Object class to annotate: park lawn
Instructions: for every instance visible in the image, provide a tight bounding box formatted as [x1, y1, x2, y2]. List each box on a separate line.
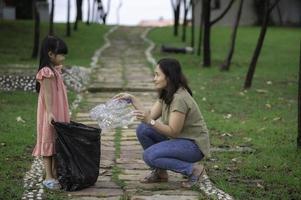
[0, 20, 110, 67]
[0, 20, 109, 199]
[148, 26, 301, 199]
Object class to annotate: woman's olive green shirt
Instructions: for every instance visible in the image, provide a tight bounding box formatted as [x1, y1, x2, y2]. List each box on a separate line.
[161, 88, 210, 157]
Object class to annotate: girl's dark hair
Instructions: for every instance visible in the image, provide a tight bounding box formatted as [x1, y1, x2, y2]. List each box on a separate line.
[157, 58, 192, 105]
[36, 35, 68, 93]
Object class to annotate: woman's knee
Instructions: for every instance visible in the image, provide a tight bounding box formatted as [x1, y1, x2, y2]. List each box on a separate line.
[136, 123, 152, 138]
[143, 148, 156, 167]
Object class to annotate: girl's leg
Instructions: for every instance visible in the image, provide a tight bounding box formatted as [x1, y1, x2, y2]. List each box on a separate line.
[136, 123, 168, 150]
[143, 139, 204, 177]
[52, 156, 57, 179]
[43, 156, 54, 180]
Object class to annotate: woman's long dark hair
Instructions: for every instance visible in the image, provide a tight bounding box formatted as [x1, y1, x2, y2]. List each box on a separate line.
[157, 58, 192, 105]
[36, 35, 68, 93]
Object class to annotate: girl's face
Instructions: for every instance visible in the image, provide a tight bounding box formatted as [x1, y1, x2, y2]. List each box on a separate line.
[49, 52, 65, 66]
[154, 65, 168, 90]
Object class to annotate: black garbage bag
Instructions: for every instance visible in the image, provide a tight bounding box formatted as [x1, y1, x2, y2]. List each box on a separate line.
[53, 121, 101, 191]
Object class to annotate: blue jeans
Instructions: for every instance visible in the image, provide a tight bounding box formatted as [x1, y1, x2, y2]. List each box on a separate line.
[136, 123, 204, 176]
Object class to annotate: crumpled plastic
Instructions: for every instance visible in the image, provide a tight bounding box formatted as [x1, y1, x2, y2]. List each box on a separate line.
[90, 99, 135, 129]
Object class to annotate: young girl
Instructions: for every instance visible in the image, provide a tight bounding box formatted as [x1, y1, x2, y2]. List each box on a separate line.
[32, 35, 70, 190]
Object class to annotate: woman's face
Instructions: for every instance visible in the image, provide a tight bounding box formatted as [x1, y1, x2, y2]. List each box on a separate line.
[154, 65, 168, 90]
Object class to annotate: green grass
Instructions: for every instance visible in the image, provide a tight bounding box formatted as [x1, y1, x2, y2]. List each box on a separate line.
[148, 26, 301, 200]
[0, 20, 110, 68]
[0, 20, 109, 199]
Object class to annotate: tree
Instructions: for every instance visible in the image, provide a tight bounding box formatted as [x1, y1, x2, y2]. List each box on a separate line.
[49, 0, 54, 35]
[182, 0, 191, 42]
[31, 0, 40, 59]
[74, 0, 83, 30]
[221, 0, 244, 71]
[201, 0, 235, 67]
[86, 0, 91, 25]
[97, 0, 111, 24]
[197, 0, 204, 56]
[297, 42, 301, 148]
[66, 0, 71, 36]
[171, 0, 181, 36]
[244, 0, 280, 89]
[190, 0, 195, 48]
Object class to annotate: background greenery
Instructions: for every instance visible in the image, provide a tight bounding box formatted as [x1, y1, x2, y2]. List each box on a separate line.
[148, 26, 301, 199]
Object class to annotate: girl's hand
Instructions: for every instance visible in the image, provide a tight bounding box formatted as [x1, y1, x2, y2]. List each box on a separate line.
[133, 110, 151, 123]
[48, 113, 56, 126]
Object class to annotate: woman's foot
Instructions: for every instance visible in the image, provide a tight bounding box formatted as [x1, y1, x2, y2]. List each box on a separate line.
[140, 169, 168, 183]
[182, 164, 206, 188]
[42, 179, 60, 190]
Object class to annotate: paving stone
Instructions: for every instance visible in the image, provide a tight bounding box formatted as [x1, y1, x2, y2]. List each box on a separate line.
[69, 188, 123, 198]
[130, 195, 200, 200]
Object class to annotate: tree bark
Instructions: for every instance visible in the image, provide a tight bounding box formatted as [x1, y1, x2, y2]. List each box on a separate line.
[74, 0, 83, 30]
[49, 0, 54, 35]
[298, 41, 301, 148]
[203, 0, 211, 66]
[32, 0, 40, 59]
[182, 0, 190, 42]
[244, 0, 280, 89]
[210, 0, 235, 26]
[86, 0, 90, 25]
[92, 0, 96, 23]
[66, 0, 71, 36]
[171, 0, 181, 36]
[221, 0, 244, 71]
[197, 0, 204, 56]
[190, 0, 195, 48]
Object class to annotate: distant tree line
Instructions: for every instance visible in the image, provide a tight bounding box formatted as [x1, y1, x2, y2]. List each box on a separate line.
[170, 0, 281, 89]
[31, 0, 111, 59]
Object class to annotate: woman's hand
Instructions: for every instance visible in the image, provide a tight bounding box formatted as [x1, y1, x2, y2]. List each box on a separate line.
[113, 93, 133, 103]
[48, 113, 56, 126]
[133, 110, 151, 123]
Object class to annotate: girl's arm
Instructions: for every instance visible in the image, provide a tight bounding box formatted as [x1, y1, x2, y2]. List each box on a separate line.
[42, 78, 55, 125]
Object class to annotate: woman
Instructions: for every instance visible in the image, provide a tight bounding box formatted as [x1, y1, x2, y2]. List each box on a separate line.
[115, 58, 210, 188]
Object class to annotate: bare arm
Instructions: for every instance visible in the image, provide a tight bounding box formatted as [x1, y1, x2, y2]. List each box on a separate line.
[42, 78, 55, 124]
[150, 100, 162, 120]
[135, 109, 185, 138]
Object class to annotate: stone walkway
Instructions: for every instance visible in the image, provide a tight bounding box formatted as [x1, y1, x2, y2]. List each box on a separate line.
[67, 26, 234, 200]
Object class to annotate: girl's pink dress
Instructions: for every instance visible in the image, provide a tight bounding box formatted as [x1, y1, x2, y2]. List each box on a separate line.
[32, 66, 70, 157]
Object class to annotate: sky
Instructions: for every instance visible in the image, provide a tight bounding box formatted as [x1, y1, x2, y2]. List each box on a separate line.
[52, 0, 173, 26]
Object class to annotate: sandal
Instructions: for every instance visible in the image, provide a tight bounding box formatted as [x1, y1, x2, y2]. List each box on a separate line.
[42, 179, 60, 190]
[182, 166, 206, 188]
[140, 169, 168, 183]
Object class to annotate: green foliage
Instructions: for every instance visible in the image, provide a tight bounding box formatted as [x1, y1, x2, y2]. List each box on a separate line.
[0, 20, 110, 67]
[148, 26, 301, 200]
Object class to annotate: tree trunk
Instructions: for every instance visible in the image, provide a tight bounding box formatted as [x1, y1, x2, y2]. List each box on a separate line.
[66, 0, 71, 36]
[171, 0, 181, 36]
[74, 0, 83, 30]
[203, 0, 211, 67]
[86, 0, 90, 25]
[190, 0, 195, 48]
[32, 0, 40, 59]
[182, 0, 190, 42]
[197, 0, 204, 56]
[221, 0, 244, 71]
[298, 42, 301, 148]
[49, 0, 54, 35]
[92, 0, 96, 23]
[244, 0, 279, 89]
